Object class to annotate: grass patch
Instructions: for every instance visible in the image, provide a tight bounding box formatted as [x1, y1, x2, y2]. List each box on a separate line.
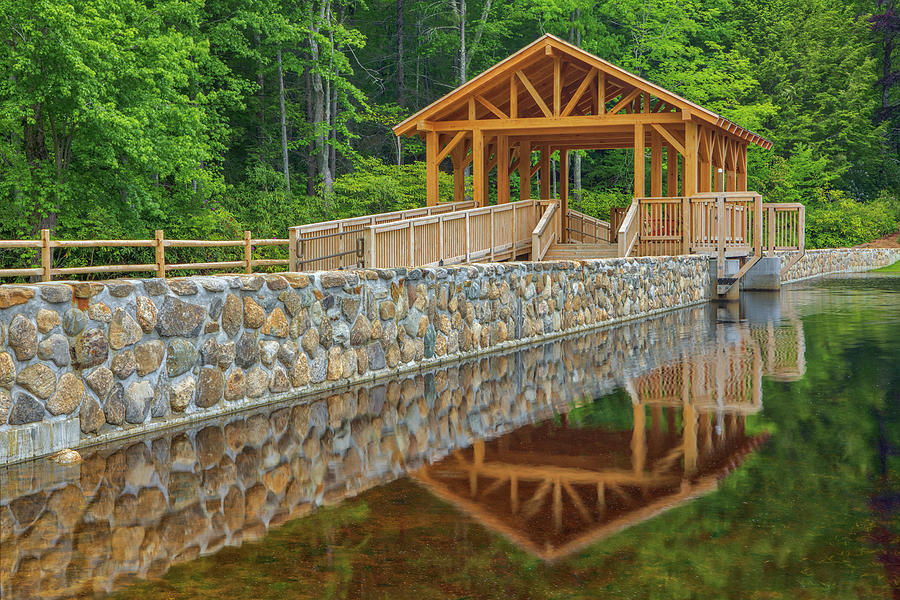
[872, 261, 900, 272]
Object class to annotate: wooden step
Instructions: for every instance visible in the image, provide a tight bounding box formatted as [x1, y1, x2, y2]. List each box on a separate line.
[542, 242, 619, 261]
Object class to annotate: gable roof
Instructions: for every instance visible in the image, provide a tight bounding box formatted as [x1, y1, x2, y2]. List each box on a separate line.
[394, 34, 772, 150]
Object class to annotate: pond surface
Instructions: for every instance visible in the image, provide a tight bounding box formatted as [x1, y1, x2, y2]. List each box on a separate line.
[1, 273, 897, 599]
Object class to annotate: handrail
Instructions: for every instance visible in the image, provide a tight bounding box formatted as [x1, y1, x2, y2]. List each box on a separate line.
[566, 209, 611, 243]
[617, 200, 640, 257]
[288, 200, 477, 271]
[365, 199, 542, 268]
[531, 201, 559, 261]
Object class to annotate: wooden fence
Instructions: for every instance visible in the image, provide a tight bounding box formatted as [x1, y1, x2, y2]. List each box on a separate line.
[0, 230, 290, 281]
[365, 200, 542, 268]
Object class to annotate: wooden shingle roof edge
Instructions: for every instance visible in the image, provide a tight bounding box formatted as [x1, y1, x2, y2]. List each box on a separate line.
[393, 34, 773, 150]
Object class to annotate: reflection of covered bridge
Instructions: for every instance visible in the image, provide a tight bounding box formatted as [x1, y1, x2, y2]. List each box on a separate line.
[293, 35, 804, 295]
[412, 323, 796, 561]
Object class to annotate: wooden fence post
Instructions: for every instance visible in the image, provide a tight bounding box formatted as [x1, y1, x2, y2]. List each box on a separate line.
[716, 195, 725, 281]
[40, 229, 52, 282]
[288, 227, 298, 272]
[155, 230, 165, 278]
[767, 205, 775, 257]
[243, 230, 252, 274]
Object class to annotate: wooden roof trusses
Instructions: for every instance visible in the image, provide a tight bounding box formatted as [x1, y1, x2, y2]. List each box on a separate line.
[394, 34, 771, 151]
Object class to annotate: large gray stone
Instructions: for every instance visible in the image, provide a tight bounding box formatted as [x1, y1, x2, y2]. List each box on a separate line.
[195, 368, 224, 408]
[367, 343, 386, 371]
[39, 284, 73, 304]
[105, 384, 126, 425]
[47, 373, 84, 415]
[259, 340, 279, 367]
[80, 395, 105, 433]
[424, 324, 437, 359]
[73, 328, 109, 369]
[0, 388, 11, 424]
[310, 354, 327, 383]
[151, 371, 169, 418]
[136, 296, 157, 333]
[156, 296, 206, 337]
[62, 308, 87, 337]
[170, 377, 195, 413]
[235, 332, 260, 368]
[125, 381, 154, 423]
[8, 314, 37, 361]
[9, 394, 44, 425]
[167, 339, 199, 378]
[221, 294, 242, 337]
[109, 308, 143, 350]
[135, 340, 165, 376]
[245, 367, 267, 398]
[17, 364, 56, 399]
[111, 350, 137, 379]
[85, 367, 114, 400]
[37, 334, 70, 367]
[0, 352, 13, 388]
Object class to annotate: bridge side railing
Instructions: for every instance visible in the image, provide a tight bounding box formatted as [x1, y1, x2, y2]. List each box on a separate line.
[617, 199, 641, 257]
[636, 197, 684, 257]
[566, 209, 611, 243]
[289, 200, 476, 271]
[531, 201, 560, 261]
[365, 200, 541, 269]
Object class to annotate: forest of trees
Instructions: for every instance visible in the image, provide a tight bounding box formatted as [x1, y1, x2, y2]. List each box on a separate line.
[1, 0, 898, 251]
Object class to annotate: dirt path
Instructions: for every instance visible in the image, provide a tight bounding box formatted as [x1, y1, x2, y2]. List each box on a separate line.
[855, 229, 900, 248]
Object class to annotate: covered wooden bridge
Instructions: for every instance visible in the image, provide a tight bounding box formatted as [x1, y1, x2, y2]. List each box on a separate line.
[292, 35, 804, 294]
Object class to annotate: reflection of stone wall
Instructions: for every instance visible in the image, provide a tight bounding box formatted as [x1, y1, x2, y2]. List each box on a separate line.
[0, 304, 725, 599]
[781, 248, 900, 283]
[0, 256, 712, 464]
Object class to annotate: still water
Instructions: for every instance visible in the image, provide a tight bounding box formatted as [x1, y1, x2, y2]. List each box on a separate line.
[1, 274, 897, 599]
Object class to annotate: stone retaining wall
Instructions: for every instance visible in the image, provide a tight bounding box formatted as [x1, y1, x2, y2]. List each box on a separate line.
[781, 247, 900, 283]
[0, 303, 736, 598]
[0, 256, 713, 465]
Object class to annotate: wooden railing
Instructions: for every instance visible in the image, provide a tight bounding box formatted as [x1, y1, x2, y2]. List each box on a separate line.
[531, 201, 560, 261]
[365, 200, 542, 269]
[566, 209, 611, 243]
[763, 203, 805, 254]
[289, 200, 476, 271]
[689, 192, 762, 257]
[0, 230, 289, 281]
[636, 197, 684, 257]
[616, 200, 640, 257]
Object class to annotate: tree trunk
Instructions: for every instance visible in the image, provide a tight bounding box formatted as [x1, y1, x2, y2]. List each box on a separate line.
[397, 0, 404, 165]
[277, 48, 291, 194]
[305, 66, 316, 196]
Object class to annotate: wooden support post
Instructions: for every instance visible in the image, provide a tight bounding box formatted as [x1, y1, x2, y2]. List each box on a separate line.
[737, 144, 748, 191]
[699, 160, 711, 193]
[767, 205, 776, 257]
[40, 229, 51, 282]
[288, 227, 299, 272]
[666, 144, 677, 197]
[473, 129, 485, 207]
[519, 141, 531, 201]
[426, 130, 439, 206]
[155, 230, 165, 278]
[482, 138, 492, 205]
[452, 144, 466, 203]
[633, 123, 645, 198]
[683, 122, 698, 254]
[560, 148, 569, 243]
[539, 144, 551, 199]
[715, 165, 724, 193]
[497, 135, 510, 204]
[651, 131, 662, 197]
[716, 196, 726, 281]
[243, 230, 253, 274]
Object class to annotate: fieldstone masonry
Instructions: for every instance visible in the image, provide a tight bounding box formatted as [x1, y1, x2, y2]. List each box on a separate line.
[0, 257, 711, 464]
[781, 247, 900, 282]
[0, 247, 895, 465]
